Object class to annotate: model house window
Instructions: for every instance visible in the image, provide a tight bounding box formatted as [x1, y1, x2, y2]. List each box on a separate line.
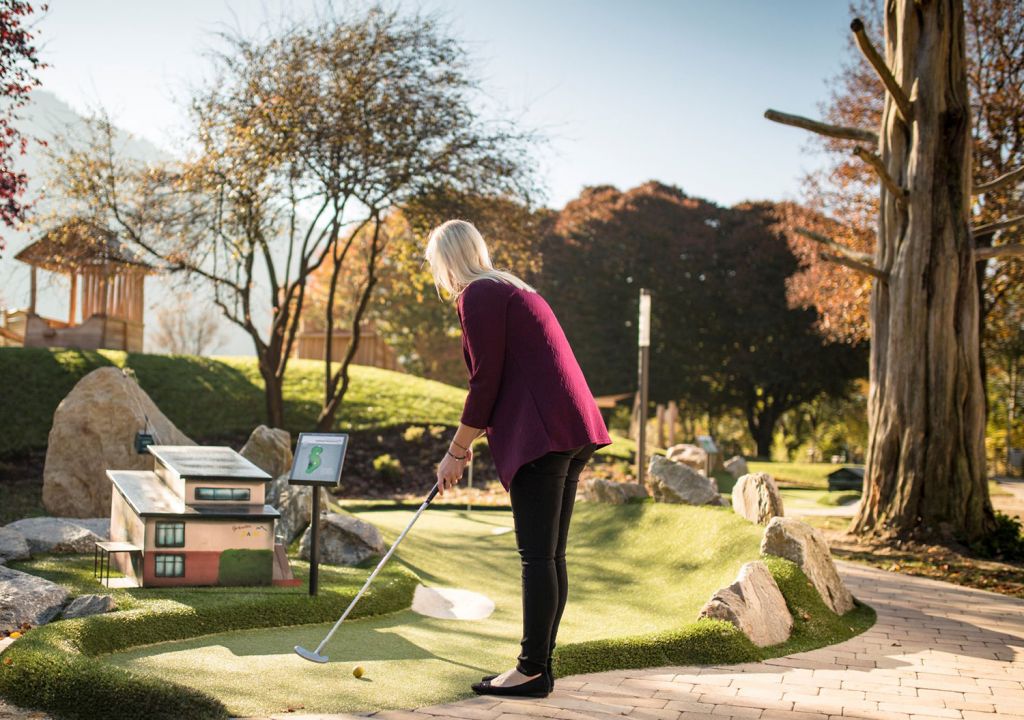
[155, 521, 185, 547]
[195, 487, 251, 501]
[154, 554, 184, 577]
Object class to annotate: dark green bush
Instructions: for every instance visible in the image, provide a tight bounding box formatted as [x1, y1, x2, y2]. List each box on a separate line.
[968, 510, 1024, 562]
[217, 549, 273, 586]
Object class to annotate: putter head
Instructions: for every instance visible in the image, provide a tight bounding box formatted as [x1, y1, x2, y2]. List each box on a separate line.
[294, 645, 329, 663]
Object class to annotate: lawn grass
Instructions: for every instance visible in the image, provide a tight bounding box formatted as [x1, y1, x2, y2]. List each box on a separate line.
[747, 461, 848, 489]
[0, 347, 631, 463]
[90, 502, 873, 717]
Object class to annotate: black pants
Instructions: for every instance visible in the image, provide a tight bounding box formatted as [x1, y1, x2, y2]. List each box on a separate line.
[508, 442, 599, 676]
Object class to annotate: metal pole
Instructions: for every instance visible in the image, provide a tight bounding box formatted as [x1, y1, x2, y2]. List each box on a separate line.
[637, 289, 652, 487]
[466, 452, 474, 514]
[309, 485, 320, 597]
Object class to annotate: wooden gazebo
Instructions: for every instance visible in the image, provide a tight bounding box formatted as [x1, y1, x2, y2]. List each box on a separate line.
[1, 218, 154, 352]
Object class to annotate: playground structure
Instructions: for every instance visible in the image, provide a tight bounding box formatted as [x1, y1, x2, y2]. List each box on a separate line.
[1, 218, 153, 352]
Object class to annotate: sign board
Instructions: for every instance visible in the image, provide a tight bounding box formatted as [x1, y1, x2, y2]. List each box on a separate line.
[289, 433, 348, 487]
[696, 435, 718, 455]
[638, 290, 651, 348]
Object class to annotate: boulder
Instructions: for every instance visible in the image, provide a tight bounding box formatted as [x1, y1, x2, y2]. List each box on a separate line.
[578, 478, 648, 505]
[61, 594, 116, 620]
[266, 473, 289, 507]
[647, 455, 724, 506]
[0, 527, 30, 564]
[4, 517, 104, 554]
[665, 443, 707, 473]
[724, 455, 749, 479]
[699, 560, 793, 647]
[299, 512, 386, 566]
[0, 566, 69, 632]
[240, 425, 293, 479]
[761, 517, 855, 615]
[275, 483, 312, 546]
[731, 472, 785, 525]
[42, 366, 194, 517]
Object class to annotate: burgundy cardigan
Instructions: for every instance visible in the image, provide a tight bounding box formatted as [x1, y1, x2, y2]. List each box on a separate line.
[457, 278, 612, 490]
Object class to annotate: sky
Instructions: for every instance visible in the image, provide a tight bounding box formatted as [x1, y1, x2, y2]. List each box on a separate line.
[9, 0, 859, 355]
[33, 0, 854, 210]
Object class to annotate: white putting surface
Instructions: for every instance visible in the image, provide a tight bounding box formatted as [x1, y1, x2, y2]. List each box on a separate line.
[411, 585, 496, 620]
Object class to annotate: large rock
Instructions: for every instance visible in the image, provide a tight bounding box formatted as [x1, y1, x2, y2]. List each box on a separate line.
[61, 594, 116, 620]
[699, 561, 793, 647]
[665, 443, 708, 473]
[724, 455, 749, 479]
[578, 478, 648, 505]
[0, 566, 69, 632]
[4, 517, 105, 554]
[761, 517, 855, 615]
[266, 473, 289, 507]
[647, 455, 725, 506]
[42, 366, 194, 517]
[240, 425, 293, 479]
[299, 512, 386, 566]
[0, 527, 30, 564]
[731, 472, 785, 525]
[275, 483, 312, 545]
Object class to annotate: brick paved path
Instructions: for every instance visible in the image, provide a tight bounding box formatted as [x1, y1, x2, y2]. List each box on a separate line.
[272, 559, 1024, 720]
[3, 559, 1022, 720]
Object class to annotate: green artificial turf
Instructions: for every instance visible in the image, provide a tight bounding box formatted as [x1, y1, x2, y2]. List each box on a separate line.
[92, 503, 873, 717]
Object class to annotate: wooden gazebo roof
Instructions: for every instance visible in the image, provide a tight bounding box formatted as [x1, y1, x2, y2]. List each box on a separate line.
[15, 218, 153, 275]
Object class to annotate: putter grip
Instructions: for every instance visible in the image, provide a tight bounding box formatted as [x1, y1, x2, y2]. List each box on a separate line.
[426, 483, 440, 503]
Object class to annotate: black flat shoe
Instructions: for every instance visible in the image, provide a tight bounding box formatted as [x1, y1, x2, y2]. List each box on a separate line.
[471, 673, 549, 698]
[481, 669, 553, 692]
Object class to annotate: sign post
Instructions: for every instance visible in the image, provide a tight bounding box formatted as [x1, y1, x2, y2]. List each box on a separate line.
[288, 433, 349, 597]
[637, 288, 652, 487]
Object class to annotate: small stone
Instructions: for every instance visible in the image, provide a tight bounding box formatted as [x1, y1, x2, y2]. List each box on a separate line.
[724, 455, 749, 479]
[699, 560, 793, 647]
[760, 516, 856, 615]
[0, 528, 30, 564]
[731, 472, 785, 525]
[647, 455, 724, 506]
[299, 512, 386, 566]
[665, 443, 708, 473]
[578, 478, 648, 504]
[61, 594, 116, 620]
[0, 566, 69, 633]
[3, 517, 103, 554]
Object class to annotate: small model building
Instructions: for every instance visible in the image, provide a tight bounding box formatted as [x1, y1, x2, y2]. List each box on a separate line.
[103, 446, 298, 587]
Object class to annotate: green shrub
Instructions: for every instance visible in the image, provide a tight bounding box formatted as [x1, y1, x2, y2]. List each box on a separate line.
[402, 426, 426, 443]
[427, 425, 447, 439]
[968, 510, 1024, 562]
[218, 549, 273, 586]
[373, 453, 403, 480]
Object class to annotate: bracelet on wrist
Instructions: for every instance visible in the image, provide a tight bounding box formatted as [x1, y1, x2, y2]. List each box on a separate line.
[446, 449, 467, 462]
[450, 438, 468, 452]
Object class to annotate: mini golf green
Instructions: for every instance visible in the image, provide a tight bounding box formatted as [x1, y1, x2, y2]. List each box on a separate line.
[102, 503, 766, 716]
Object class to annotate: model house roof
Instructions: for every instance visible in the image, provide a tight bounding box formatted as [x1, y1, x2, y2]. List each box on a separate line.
[108, 470, 281, 520]
[147, 445, 272, 483]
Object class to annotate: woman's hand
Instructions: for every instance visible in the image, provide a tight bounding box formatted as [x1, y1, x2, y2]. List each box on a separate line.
[436, 446, 472, 495]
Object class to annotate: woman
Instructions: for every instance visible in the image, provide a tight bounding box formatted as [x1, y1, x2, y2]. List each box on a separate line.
[425, 219, 612, 699]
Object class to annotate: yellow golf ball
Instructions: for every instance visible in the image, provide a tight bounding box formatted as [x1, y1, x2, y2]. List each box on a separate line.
[352, 665, 365, 678]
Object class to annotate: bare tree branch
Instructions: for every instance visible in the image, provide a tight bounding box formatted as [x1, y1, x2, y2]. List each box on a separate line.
[974, 165, 1024, 194]
[853, 146, 908, 202]
[972, 214, 1024, 237]
[976, 243, 1024, 261]
[851, 17, 914, 122]
[764, 109, 878, 144]
[819, 250, 889, 280]
[794, 226, 875, 263]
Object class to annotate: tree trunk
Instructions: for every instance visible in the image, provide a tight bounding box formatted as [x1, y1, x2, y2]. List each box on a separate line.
[852, 0, 995, 542]
[261, 364, 286, 429]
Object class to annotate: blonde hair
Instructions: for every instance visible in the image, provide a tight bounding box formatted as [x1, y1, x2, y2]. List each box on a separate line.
[424, 219, 535, 301]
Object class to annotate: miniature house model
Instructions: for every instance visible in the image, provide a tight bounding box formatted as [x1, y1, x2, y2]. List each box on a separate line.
[0, 217, 153, 352]
[105, 446, 298, 587]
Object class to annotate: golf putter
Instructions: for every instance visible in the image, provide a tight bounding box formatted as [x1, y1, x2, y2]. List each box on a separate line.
[295, 482, 442, 663]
